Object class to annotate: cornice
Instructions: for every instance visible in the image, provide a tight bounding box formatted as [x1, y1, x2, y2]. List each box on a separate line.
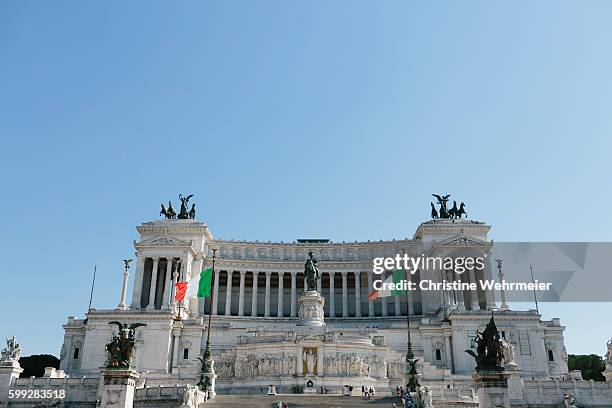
[209, 238, 418, 248]
[85, 309, 176, 321]
[414, 220, 490, 239]
[212, 259, 374, 271]
[137, 220, 213, 240]
[448, 310, 542, 323]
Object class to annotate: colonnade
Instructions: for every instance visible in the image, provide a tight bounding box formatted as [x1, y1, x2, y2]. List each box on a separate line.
[131, 259, 489, 316]
[440, 268, 488, 312]
[131, 256, 192, 310]
[205, 269, 422, 318]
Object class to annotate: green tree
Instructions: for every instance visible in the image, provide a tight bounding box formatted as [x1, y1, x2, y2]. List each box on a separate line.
[18, 354, 60, 378]
[567, 354, 605, 381]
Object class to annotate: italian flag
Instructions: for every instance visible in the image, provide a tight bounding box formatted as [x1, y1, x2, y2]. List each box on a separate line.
[175, 267, 213, 302]
[368, 269, 405, 300]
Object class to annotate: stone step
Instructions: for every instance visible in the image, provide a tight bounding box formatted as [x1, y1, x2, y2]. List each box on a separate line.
[205, 395, 400, 407]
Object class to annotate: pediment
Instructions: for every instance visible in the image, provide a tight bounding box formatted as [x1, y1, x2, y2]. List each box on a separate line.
[434, 234, 490, 248]
[135, 234, 191, 248]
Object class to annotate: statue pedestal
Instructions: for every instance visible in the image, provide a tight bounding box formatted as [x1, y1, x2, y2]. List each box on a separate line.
[506, 366, 526, 405]
[198, 362, 217, 401]
[297, 291, 325, 327]
[202, 371, 217, 400]
[99, 368, 140, 408]
[0, 362, 23, 399]
[473, 370, 510, 408]
[197, 354, 217, 400]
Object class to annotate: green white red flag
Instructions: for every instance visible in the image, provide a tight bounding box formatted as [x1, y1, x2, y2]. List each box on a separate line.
[174, 267, 213, 302]
[368, 269, 405, 300]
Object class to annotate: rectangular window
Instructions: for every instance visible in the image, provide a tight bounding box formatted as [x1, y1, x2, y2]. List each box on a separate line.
[548, 349, 554, 362]
[73, 347, 80, 359]
[435, 349, 441, 360]
[183, 348, 189, 360]
[501, 331, 506, 339]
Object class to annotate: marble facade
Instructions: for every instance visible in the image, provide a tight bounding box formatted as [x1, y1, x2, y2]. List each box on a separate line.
[58, 217, 572, 397]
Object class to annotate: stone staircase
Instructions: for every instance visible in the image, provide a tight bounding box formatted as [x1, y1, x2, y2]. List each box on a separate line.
[205, 395, 400, 407]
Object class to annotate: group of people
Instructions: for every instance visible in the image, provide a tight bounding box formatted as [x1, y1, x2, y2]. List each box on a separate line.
[396, 386, 433, 408]
[361, 385, 376, 399]
[398, 386, 414, 408]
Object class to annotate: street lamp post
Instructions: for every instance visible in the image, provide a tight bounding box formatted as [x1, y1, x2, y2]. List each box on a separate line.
[198, 248, 217, 397]
[402, 248, 420, 393]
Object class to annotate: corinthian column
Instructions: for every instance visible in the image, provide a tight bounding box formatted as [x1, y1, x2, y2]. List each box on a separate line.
[382, 294, 388, 317]
[290, 272, 297, 317]
[264, 271, 271, 317]
[354, 271, 361, 317]
[130, 256, 145, 309]
[190, 256, 203, 314]
[251, 271, 259, 317]
[341, 271, 348, 318]
[162, 258, 173, 309]
[147, 258, 159, 310]
[277, 272, 284, 317]
[367, 271, 374, 317]
[456, 271, 465, 311]
[225, 270, 233, 316]
[329, 271, 336, 317]
[394, 294, 401, 316]
[212, 268, 220, 315]
[484, 254, 497, 309]
[117, 261, 130, 311]
[468, 268, 480, 311]
[238, 270, 246, 316]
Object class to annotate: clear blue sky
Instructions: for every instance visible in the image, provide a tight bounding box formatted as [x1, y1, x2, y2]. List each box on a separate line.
[1, 1, 611, 357]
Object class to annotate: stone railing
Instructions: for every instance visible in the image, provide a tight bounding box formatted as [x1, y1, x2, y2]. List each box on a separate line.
[5, 376, 211, 407]
[135, 384, 208, 407]
[10, 376, 99, 402]
[521, 379, 612, 407]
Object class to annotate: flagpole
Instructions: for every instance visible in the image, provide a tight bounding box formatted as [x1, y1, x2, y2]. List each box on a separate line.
[529, 265, 539, 316]
[203, 248, 217, 360]
[88, 265, 97, 312]
[402, 248, 420, 392]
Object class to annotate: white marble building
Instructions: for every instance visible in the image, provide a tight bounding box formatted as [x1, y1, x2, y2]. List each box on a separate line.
[59, 216, 571, 396]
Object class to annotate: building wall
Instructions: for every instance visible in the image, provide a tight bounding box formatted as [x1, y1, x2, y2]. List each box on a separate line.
[59, 218, 569, 383]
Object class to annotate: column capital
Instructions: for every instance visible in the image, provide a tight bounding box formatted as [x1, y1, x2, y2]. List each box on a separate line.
[239, 270, 247, 276]
[340, 271, 348, 276]
[277, 271, 285, 276]
[265, 271, 272, 277]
